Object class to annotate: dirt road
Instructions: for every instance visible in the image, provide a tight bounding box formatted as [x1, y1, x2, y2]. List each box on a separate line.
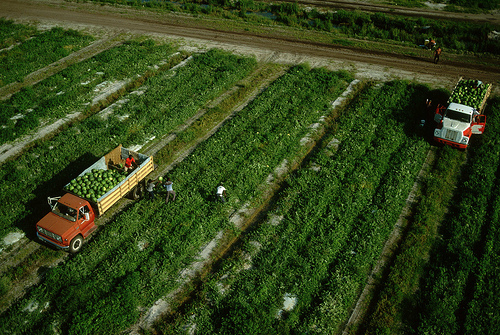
[1, 0, 499, 86]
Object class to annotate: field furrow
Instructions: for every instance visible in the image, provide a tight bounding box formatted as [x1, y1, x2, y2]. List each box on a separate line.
[0, 63, 352, 334]
[154, 80, 431, 334]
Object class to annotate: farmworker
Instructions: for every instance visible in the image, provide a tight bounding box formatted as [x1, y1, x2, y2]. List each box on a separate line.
[472, 108, 480, 121]
[124, 155, 137, 172]
[428, 39, 436, 49]
[425, 98, 432, 110]
[147, 179, 157, 201]
[163, 177, 176, 203]
[433, 47, 442, 64]
[474, 80, 483, 89]
[216, 182, 227, 203]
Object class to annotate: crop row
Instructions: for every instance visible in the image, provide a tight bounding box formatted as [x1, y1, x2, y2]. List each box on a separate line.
[464, 182, 500, 334]
[416, 97, 500, 334]
[156, 81, 431, 333]
[0, 49, 256, 240]
[0, 27, 94, 87]
[0, 18, 37, 49]
[0, 39, 178, 145]
[363, 145, 466, 334]
[0, 65, 353, 334]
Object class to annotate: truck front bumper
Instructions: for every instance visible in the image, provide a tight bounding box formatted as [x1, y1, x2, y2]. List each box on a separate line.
[433, 136, 467, 149]
[37, 232, 69, 250]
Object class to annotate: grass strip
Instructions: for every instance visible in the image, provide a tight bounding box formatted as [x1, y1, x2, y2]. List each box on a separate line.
[0, 27, 94, 87]
[363, 146, 465, 334]
[0, 18, 37, 49]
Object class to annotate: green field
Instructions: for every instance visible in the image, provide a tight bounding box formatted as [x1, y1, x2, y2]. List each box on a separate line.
[1, 18, 500, 335]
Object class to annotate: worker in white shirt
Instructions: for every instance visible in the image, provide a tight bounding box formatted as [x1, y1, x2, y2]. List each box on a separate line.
[216, 182, 226, 203]
[163, 177, 176, 203]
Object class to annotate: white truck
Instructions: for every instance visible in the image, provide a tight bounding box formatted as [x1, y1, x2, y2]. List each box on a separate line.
[433, 77, 491, 149]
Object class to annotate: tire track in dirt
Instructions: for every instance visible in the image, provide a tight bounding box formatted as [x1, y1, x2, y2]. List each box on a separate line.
[1, 0, 499, 84]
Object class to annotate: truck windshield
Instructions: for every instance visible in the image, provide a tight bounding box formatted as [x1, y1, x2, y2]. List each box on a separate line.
[52, 202, 77, 222]
[445, 109, 471, 123]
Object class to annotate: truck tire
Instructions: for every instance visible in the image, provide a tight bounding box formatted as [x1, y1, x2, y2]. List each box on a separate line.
[130, 183, 144, 200]
[69, 235, 83, 254]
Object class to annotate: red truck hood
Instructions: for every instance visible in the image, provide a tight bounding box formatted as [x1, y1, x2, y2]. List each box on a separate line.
[37, 212, 77, 238]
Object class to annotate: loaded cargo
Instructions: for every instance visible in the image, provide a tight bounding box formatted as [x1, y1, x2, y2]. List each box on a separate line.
[64, 145, 154, 216]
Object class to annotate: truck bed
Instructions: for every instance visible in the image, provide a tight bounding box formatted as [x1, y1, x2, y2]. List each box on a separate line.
[65, 145, 154, 216]
[448, 77, 492, 113]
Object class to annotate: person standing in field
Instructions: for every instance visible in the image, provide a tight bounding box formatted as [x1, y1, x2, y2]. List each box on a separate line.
[164, 178, 176, 203]
[434, 47, 442, 64]
[216, 182, 226, 203]
[146, 179, 157, 201]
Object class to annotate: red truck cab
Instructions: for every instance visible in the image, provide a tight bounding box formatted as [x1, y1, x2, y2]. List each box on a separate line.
[36, 193, 96, 253]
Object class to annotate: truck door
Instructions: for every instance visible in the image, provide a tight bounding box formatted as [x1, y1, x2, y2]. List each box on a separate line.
[78, 205, 95, 237]
[471, 115, 486, 134]
[434, 105, 445, 123]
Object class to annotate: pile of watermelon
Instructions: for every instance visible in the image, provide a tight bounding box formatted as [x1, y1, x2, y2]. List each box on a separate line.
[65, 169, 127, 202]
[448, 79, 490, 111]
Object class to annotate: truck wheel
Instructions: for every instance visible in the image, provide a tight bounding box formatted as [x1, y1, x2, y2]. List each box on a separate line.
[130, 184, 144, 200]
[69, 235, 83, 254]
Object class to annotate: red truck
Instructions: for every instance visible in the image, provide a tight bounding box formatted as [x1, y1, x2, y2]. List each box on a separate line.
[36, 145, 154, 253]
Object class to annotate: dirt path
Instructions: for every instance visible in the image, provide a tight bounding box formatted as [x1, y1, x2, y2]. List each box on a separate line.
[1, 0, 499, 87]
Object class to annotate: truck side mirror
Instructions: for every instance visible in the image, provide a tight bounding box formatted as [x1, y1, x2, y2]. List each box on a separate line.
[47, 196, 62, 210]
[84, 213, 90, 221]
[434, 113, 443, 123]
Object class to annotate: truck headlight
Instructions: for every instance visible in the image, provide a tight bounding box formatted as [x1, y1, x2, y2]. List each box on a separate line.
[434, 129, 441, 137]
[461, 137, 469, 144]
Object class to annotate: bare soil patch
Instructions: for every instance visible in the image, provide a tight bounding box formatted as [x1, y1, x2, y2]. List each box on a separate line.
[1, 0, 499, 88]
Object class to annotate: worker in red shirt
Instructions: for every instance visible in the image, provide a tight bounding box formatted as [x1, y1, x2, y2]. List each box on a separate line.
[124, 154, 137, 172]
[434, 47, 442, 64]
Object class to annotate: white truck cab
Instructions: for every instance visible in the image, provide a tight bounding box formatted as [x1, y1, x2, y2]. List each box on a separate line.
[434, 102, 485, 149]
